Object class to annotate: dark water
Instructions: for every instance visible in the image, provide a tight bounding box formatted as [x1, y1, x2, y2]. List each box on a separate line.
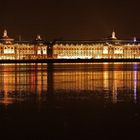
[1, 63, 140, 139]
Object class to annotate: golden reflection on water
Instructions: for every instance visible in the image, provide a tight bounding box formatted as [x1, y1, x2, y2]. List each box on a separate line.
[0, 63, 139, 105]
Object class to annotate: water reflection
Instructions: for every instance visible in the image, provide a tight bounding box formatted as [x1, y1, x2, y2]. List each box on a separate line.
[0, 63, 140, 105]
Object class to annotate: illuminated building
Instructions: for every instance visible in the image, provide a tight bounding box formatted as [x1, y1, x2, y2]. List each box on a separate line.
[0, 30, 140, 60]
[53, 31, 140, 59]
[0, 30, 47, 60]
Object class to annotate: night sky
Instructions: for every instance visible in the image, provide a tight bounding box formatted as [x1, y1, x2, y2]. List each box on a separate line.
[0, 0, 140, 40]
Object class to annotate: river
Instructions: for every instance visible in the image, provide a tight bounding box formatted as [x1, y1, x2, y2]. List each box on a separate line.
[0, 63, 140, 139]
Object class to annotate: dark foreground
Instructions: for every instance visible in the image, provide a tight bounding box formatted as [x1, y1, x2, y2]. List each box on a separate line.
[1, 96, 140, 140]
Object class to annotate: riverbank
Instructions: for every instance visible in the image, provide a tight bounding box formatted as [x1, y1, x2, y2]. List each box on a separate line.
[0, 58, 140, 63]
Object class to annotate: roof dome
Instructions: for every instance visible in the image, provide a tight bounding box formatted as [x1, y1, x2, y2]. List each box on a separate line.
[111, 31, 117, 40]
[0, 30, 14, 44]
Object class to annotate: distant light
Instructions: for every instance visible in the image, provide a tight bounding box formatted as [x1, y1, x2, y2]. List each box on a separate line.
[36, 35, 42, 40]
[3, 29, 8, 37]
[134, 37, 137, 43]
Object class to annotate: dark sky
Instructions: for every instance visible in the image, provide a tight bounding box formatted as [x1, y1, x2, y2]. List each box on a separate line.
[0, 0, 140, 40]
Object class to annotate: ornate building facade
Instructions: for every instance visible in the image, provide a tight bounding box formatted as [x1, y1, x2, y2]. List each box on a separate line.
[0, 30, 140, 60]
[0, 30, 48, 60]
[53, 32, 140, 59]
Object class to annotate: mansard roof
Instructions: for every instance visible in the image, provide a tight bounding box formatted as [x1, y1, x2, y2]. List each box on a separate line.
[0, 30, 140, 45]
